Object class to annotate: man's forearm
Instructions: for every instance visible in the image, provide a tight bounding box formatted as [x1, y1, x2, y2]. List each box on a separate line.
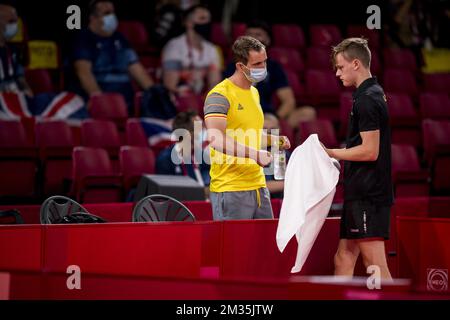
[78, 73, 102, 96]
[327, 145, 378, 162]
[129, 63, 153, 90]
[276, 101, 294, 120]
[209, 130, 258, 160]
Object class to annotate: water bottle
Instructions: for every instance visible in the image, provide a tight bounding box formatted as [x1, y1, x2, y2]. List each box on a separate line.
[274, 138, 286, 180]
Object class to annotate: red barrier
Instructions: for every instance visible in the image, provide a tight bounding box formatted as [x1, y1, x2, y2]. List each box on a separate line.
[43, 222, 202, 278]
[397, 217, 450, 293]
[220, 218, 343, 278]
[0, 225, 42, 272]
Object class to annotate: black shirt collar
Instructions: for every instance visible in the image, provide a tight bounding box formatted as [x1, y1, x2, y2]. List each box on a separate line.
[353, 76, 378, 99]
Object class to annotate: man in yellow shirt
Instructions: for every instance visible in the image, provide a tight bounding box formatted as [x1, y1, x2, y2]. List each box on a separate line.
[204, 36, 290, 220]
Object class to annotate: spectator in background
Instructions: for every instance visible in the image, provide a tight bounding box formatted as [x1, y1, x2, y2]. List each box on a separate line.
[0, 3, 88, 120]
[0, 4, 32, 96]
[70, 0, 154, 114]
[224, 20, 316, 129]
[263, 113, 290, 198]
[161, 4, 222, 96]
[156, 111, 211, 195]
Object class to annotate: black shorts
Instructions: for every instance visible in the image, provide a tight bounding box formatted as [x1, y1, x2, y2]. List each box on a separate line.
[340, 200, 391, 240]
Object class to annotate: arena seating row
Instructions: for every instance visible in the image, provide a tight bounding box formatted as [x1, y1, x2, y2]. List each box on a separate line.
[2, 114, 449, 201]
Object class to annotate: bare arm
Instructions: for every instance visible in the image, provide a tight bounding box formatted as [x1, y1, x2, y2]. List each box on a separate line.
[325, 130, 380, 162]
[275, 87, 296, 120]
[266, 180, 285, 194]
[163, 69, 180, 93]
[128, 62, 154, 90]
[205, 117, 272, 167]
[74, 60, 102, 96]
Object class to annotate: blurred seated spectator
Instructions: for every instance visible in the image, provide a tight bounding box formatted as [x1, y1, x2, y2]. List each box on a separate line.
[224, 20, 315, 129]
[0, 4, 87, 120]
[263, 113, 291, 199]
[0, 4, 32, 97]
[70, 0, 154, 115]
[156, 111, 211, 196]
[161, 4, 221, 96]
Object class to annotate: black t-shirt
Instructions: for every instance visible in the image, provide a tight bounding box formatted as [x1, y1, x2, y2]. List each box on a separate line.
[344, 77, 394, 206]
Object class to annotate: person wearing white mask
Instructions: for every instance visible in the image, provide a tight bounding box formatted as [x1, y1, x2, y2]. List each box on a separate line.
[204, 36, 290, 221]
[71, 0, 154, 114]
[0, 4, 33, 96]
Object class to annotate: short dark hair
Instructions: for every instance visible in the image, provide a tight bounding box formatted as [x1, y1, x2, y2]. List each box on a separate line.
[183, 4, 210, 22]
[331, 37, 371, 69]
[172, 111, 197, 132]
[89, 0, 113, 16]
[246, 20, 272, 41]
[232, 36, 265, 65]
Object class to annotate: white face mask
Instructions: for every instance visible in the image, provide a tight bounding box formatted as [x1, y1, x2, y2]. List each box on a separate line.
[241, 64, 267, 83]
[101, 13, 118, 33]
[4, 22, 18, 40]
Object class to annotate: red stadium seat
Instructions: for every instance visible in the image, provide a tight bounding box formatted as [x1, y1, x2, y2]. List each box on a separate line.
[422, 119, 450, 193]
[391, 144, 429, 197]
[89, 93, 129, 128]
[284, 69, 306, 103]
[117, 20, 152, 54]
[25, 68, 55, 94]
[386, 93, 421, 147]
[71, 147, 122, 203]
[211, 22, 229, 48]
[0, 120, 38, 199]
[419, 93, 450, 120]
[383, 69, 419, 97]
[232, 22, 246, 40]
[297, 119, 338, 148]
[305, 69, 341, 120]
[272, 24, 306, 51]
[309, 24, 342, 48]
[386, 93, 419, 127]
[423, 73, 450, 93]
[125, 118, 149, 147]
[35, 120, 74, 196]
[305, 69, 340, 105]
[269, 47, 305, 75]
[81, 119, 121, 171]
[383, 48, 417, 72]
[306, 46, 331, 70]
[346, 25, 380, 50]
[119, 146, 155, 195]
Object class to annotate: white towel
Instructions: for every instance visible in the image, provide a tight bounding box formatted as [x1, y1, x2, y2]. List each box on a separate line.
[276, 134, 340, 273]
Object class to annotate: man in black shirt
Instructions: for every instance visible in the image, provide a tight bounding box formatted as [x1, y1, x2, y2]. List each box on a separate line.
[323, 38, 393, 280]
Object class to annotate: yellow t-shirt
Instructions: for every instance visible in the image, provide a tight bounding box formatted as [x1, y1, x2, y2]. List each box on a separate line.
[204, 78, 266, 192]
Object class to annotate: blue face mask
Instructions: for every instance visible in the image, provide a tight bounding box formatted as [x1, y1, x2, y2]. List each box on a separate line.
[101, 13, 118, 34]
[4, 22, 18, 40]
[241, 64, 267, 83]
